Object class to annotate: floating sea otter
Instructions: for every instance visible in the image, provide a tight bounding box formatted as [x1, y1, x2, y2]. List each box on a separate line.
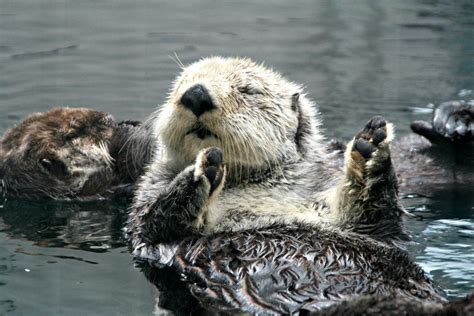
[0, 108, 151, 200]
[124, 57, 450, 314]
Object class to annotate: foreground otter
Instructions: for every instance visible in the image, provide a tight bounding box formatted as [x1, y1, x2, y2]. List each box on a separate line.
[128, 57, 406, 243]
[126, 57, 444, 313]
[0, 108, 152, 200]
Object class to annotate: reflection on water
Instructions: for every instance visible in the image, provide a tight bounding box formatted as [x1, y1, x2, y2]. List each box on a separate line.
[0, 0, 473, 314]
[0, 200, 128, 252]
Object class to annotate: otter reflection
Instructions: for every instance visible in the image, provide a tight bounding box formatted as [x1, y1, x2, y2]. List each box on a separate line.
[0, 199, 128, 252]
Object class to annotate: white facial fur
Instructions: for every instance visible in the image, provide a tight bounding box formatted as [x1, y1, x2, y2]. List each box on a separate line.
[155, 57, 307, 178]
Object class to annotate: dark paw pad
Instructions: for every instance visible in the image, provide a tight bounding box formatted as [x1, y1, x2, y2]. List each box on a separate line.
[202, 147, 224, 193]
[372, 128, 387, 145]
[353, 116, 388, 158]
[354, 139, 376, 159]
[367, 116, 386, 130]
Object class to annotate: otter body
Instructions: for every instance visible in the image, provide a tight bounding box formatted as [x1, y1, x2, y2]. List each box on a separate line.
[135, 225, 443, 314]
[0, 108, 152, 200]
[126, 57, 439, 313]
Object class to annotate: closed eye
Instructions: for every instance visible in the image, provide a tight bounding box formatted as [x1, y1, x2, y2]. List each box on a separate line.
[39, 158, 69, 178]
[238, 85, 263, 95]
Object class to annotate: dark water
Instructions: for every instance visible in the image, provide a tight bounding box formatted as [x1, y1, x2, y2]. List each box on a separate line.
[0, 0, 473, 314]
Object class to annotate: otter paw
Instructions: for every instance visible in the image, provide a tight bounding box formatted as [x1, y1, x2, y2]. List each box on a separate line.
[411, 101, 473, 144]
[433, 100, 473, 141]
[194, 147, 225, 194]
[353, 116, 392, 159]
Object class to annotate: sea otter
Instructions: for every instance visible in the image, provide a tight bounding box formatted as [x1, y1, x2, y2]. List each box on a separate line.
[0, 108, 152, 200]
[128, 57, 406, 243]
[396, 100, 473, 194]
[125, 57, 445, 314]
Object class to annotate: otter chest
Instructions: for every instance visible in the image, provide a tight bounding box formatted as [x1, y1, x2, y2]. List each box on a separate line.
[203, 184, 320, 233]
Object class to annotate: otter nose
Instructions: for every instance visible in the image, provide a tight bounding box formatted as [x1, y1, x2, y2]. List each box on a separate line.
[180, 84, 215, 117]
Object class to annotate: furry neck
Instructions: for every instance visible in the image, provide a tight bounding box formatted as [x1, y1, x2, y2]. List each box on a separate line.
[112, 121, 155, 182]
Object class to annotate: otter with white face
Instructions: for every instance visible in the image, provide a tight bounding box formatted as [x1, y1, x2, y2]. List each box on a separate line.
[129, 57, 404, 245]
[127, 57, 445, 313]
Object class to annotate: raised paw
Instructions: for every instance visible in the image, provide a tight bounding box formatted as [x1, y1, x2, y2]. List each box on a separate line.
[194, 147, 226, 194]
[353, 116, 392, 159]
[411, 100, 473, 144]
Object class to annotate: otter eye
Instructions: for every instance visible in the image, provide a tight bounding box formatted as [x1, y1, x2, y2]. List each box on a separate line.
[238, 85, 263, 95]
[39, 158, 69, 177]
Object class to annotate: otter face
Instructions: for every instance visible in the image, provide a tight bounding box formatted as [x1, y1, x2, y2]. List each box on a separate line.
[0, 108, 117, 199]
[157, 57, 312, 175]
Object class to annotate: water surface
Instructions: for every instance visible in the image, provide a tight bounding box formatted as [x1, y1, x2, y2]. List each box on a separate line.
[0, 0, 473, 314]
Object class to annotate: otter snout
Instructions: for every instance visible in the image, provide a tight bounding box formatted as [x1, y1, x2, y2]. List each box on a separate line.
[180, 84, 216, 117]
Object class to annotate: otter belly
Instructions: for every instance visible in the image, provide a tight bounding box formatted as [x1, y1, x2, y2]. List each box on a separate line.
[204, 185, 327, 234]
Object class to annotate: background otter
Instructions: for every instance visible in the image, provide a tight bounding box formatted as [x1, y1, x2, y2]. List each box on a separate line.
[0, 108, 152, 200]
[396, 100, 473, 195]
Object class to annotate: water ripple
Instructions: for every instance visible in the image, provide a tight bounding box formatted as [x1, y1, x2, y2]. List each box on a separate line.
[10, 45, 78, 60]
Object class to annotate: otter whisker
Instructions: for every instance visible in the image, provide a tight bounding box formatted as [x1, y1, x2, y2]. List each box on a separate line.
[168, 52, 185, 69]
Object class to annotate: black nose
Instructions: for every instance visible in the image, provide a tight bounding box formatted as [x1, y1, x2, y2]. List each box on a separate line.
[180, 84, 215, 117]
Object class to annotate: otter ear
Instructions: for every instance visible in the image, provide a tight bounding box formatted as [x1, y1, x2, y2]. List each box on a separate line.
[291, 93, 312, 154]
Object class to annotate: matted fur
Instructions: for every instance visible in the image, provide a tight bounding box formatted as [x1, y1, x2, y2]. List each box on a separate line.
[0, 108, 146, 199]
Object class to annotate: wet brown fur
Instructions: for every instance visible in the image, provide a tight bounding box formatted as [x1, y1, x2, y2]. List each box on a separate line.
[0, 108, 146, 199]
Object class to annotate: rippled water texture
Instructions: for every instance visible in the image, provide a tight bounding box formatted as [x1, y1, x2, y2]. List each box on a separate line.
[0, 0, 473, 314]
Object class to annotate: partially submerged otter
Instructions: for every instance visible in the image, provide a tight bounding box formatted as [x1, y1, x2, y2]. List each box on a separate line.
[396, 100, 473, 194]
[126, 57, 444, 313]
[0, 108, 151, 200]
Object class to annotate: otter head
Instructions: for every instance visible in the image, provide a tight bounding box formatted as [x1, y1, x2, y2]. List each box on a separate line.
[156, 57, 320, 180]
[0, 108, 118, 199]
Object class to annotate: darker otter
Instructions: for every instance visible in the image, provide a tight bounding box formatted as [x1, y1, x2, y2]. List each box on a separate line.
[0, 107, 152, 200]
[396, 100, 473, 195]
